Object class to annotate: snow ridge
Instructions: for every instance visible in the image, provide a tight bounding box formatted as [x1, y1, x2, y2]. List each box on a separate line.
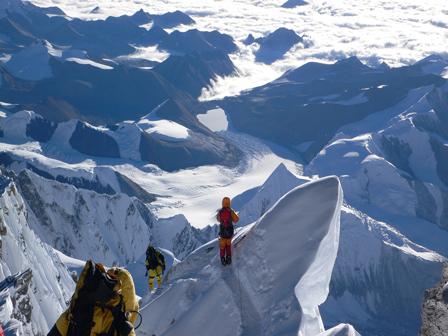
[138, 176, 344, 336]
[0, 174, 74, 334]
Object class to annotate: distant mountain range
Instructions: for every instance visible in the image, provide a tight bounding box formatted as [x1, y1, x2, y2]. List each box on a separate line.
[1, 0, 448, 335]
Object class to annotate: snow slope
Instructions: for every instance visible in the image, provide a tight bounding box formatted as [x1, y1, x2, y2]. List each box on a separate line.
[317, 324, 361, 336]
[307, 80, 448, 257]
[236, 163, 309, 226]
[321, 207, 444, 336]
[0, 174, 74, 334]
[233, 163, 445, 335]
[138, 176, 344, 336]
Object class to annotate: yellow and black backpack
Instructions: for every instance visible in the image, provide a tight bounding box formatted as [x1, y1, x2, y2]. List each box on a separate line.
[48, 260, 139, 336]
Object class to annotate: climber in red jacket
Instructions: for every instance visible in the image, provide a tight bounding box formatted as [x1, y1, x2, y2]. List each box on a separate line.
[217, 197, 239, 266]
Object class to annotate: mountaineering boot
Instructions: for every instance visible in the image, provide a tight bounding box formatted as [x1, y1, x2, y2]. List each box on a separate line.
[221, 256, 226, 266]
[226, 255, 232, 265]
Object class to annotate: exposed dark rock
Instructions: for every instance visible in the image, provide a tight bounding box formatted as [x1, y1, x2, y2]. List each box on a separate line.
[25, 115, 57, 142]
[139, 128, 240, 172]
[0, 17, 37, 47]
[126, 9, 194, 28]
[26, 163, 54, 180]
[160, 29, 237, 54]
[69, 121, 120, 158]
[427, 85, 448, 129]
[243, 34, 255, 45]
[220, 57, 445, 161]
[154, 50, 236, 97]
[430, 137, 448, 187]
[420, 264, 448, 336]
[0, 56, 192, 124]
[150, 99, 201, 131]
[442, 191, 448, 230]
[414, 114, 448, 139]
[255, 28, 303, 64]
[173, 223, 219, 260]
[380, 136, 414, 177]
[16, 170, 53, 229]
[90, 6, 101, 14]
[25, 163, 116, 195]
[115, 171, 155, 203]
[25, 162, 155, 203]
[152, 10, 195, 28]
[135, 200, 156, 230]
[413, 180, 438, 226]
[25, 1, 66, 16]
[281, 0, 308, 8]
[128, 9, 152, 25]
[0, 152, 15, 167]
[0, 172, 12, 194]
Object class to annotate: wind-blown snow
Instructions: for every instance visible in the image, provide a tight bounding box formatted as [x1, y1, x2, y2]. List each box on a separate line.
[138, 176, 344, 336]
[65, 57, 114, 70]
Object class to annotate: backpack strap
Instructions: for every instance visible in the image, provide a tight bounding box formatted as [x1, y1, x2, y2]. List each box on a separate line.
[100, 295, 134, 336]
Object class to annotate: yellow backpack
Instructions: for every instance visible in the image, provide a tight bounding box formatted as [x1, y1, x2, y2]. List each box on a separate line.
[54, 260, 139, 336]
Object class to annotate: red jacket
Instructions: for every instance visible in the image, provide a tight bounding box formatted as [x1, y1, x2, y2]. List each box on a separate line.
[0, 324, 4, 336]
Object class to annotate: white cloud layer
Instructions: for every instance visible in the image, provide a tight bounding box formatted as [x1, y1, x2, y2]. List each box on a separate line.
[27, 0, 447, 98]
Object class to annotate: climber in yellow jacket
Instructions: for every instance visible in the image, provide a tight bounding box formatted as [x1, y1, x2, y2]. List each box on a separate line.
[47, 260, 139, 336]
[145, 245, 166, 292]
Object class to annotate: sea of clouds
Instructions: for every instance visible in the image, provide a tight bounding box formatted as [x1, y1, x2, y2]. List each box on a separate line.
[29, 0, 448, 99]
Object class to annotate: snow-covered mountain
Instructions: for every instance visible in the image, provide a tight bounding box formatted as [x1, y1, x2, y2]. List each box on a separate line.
[306, 60, 448, 256]
[0, 0, 446, 335]
[16, 169, 155, 266]
[0, 173, 74, 334]
[138, 177, 349, 336]
[235, 163, 309, 226]
[233, 163, 445, 335]
[0, 108, 241, 172]
[12, 169, 217, 267]
[322, 207, 443, 336]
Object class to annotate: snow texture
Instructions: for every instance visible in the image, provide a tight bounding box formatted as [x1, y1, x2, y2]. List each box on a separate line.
[138, 176, 343, 336]
[17, 169, 154, 266]
[234, 163, 445, 335]
[197, 108, 229, 132]
[316, 324, 361, 336]
[0, 176, 74, 334]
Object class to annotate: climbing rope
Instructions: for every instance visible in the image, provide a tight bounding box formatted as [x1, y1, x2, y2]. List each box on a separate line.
[234, 246, 245, 329]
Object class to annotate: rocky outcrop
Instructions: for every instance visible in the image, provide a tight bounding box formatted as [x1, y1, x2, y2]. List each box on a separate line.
[420, 264, 448, 336]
